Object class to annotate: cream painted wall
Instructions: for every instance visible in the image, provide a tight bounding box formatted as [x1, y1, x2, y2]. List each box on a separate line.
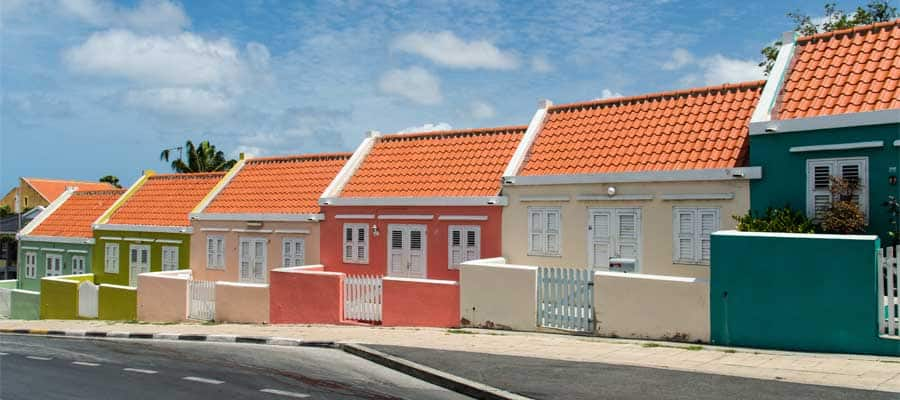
[214, 282, 269, 323]
[459, 258, 537, 331]
[501, 180, 751, 279]
[189, 220, 321, 282]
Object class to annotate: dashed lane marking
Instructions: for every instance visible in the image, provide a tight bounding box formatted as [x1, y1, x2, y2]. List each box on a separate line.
[123, 368, 158, 374]
[26, 356, 52, 361]
[259, 388, 311, 398]
[73, 361, 100, 367]
[0, 352, 7, 356]
[183, 377, 224, 385]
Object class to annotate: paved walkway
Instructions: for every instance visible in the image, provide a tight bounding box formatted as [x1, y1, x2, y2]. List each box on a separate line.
[3, 320, 899, 393]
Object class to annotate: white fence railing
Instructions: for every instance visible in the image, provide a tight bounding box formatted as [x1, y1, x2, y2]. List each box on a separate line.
[343, 274, 382, 322]
[188, 280, 216, 321]
[537, 267, 594, 333]
[880, 246, 899, 338]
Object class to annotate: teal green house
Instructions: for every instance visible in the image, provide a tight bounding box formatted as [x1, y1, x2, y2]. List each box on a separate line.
[16, 188, 124, 291]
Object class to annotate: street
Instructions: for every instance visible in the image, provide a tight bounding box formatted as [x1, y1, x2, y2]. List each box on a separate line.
[0, 334, 469, 400]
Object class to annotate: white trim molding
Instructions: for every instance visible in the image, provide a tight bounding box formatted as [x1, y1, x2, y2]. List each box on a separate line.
[377, 214, 434, 220]
[40, 248, 65, 252]
[66, 249, 89, 254]
[190, 213, 324, 222]
[17, 235, 94, 245]
[98, 236, 123, 241]
[502, 100, 552, 178]
[190, 158, 247, 214]
[751, 31, 797, 124]
[506, 167, 761, 186]
[437, 215, 488, 221]
[576, 194, 653, 201]
[154, 239, 183, 244]
[124, 237, 154, 243]
[320, 133, 379, 199]
[274, 229, 311, 234]
[93, 224, 192, 234]
[789, 141, 884, 153]
[519, 195, 570, 202]
[894, 140, 900, 147]
[335, 214, 376, 220]
[20, 246, 40, 251]
[199, 228, 229, 232]
[16, 187, 76, 239]
[712, 230, 877, 241]
[751, 109, 900, 135]
[661, 193, 735, 201]
[231, 228, 274, 233]
[320, 196, 508, 206]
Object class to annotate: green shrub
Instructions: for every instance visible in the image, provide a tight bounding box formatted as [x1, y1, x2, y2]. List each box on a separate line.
[819, 176, 866, 234]
[733, 206, 817, 233]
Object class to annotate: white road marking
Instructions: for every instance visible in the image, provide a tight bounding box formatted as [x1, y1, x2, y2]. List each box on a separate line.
[183, 377, 224, 385]
[123, 368, 158, 374]
[72, 361, 100, 367]
[26, 356, 52, 360]
[260, 388, 311, 398]
[0, 352, 8, 356]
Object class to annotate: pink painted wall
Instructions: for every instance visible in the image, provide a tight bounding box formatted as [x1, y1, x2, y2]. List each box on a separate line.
[382, 277, 460, 327]
[215, 282, 269, 323]
[189, 220, 321, 282]
[269, 266, 343, 324]
[137, 271, 189, 322]
[320, 205, 502, 280]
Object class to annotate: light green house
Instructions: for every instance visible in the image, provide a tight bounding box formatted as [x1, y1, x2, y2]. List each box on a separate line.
[91, 171, 226, 286]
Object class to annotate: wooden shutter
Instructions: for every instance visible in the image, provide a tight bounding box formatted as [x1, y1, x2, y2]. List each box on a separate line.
[807, 160, 834, 220]
[343, 226, 354, 261]
[239, 240, 251, 281]
[528, 209, 544, 254]
[589, 210, 611, 270]
[675, 209, 695, 262]
[449, 226, 480, 268]
[545, 210, 560, 255]
[698, 209, 719, 264]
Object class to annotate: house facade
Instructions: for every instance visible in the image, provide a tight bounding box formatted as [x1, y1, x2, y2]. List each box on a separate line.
[15, 188, 124, 291]
[92, 171, 225, 287]
[501, 83, 764, 279]
[188, 153, 351, 283]
[1, 177, 114, 213]
[318, 126, 525, 281]
[748, 21, 900, 239]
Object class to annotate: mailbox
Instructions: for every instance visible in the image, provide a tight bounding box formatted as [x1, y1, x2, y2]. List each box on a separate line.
[608, 257, 637, 273]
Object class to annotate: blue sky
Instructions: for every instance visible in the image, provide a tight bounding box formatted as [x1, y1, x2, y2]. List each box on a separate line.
[0, 0, 865, 189]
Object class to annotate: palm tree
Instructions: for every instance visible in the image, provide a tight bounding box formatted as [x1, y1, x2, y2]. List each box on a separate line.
[99, 175, 121, 188]
[159, 140, 237, 173]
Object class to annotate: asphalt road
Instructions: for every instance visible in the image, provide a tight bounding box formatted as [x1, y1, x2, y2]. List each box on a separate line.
[0, 335, 470, 400]
[369, 345, 898, 400]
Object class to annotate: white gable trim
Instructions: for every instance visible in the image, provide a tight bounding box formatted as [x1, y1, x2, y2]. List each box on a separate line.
[16, 187, 76, 239]
[437, 215, 488, 221]
[789, 141, 884, 153]
[93, 224, 192, 234]
[502, 100, 552, 178]
[191, 158, 247, 214]
[661, 193, 735, 201]
[190, 213, 324, 222]
[506, 168, 761, 186]
[18, 234, 94, 245]
[750, 109, 900, 135]
[750, 31, 797, 124]
[320, 132, 379, 199]
[320, 196, 508, 206]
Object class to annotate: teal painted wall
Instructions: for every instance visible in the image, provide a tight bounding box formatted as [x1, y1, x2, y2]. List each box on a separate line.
[710, 232, 900, 356]
[749, 123, 900, 239]
[16, 240, 94, 292]
[92, 230, 191, 286]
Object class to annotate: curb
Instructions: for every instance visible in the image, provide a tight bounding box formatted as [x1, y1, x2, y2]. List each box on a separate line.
[0, 328, 313, 347]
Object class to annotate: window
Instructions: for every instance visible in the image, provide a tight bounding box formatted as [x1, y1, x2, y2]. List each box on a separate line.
[161, 246, 179, 271]
[45, 254, 63, 277]
[807, 157, 868, 221]
[24, 252, 37, 279]
[283, 238, 305, 267]
[343, 223, 369, 264]
[71, 256, 86, 274]
[239, 237, 267, 283]
[673, 208, 720, 265]
[206, 235, 225, 269]
[104, 243, 119, 273]
[448, 226, 481, 268]
[528, 207, 561, 256]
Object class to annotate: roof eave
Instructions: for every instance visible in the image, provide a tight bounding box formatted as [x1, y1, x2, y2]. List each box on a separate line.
[319, 196, 508, 207]
[503, 167, 762, 186]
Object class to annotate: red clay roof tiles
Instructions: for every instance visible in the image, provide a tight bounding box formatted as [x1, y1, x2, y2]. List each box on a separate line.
[106, 172, 225, 227]
[775, 19, 900, 119]
[340, 126, 526, 198]
[204, 153, 351, 214]
[23, 178, 116, 203]
[518, 81, 764, 176]
[29, 189, 125, 238]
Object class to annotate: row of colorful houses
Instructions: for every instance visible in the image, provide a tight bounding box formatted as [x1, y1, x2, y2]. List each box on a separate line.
[3, 20, 899, 355]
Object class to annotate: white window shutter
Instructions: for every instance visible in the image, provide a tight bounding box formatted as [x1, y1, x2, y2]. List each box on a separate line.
[675, 209, 695, 262]
[528, 210, 543, 254]
[698, 209, 719, 264]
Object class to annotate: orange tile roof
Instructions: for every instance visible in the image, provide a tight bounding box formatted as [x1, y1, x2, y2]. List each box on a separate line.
[30, 189, 125, 238]
[775, 19, 900, 120]
[340, 126, 527, 198]
[518, 82, 764, 176]
[204, 153, 351, 214]
[23, 178, 116, 203]
[106, 172, 225, 227]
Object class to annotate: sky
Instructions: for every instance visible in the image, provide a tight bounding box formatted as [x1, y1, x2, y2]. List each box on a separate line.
[0, 0, 868, 190]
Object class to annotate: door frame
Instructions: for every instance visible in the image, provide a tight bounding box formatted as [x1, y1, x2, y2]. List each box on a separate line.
[238, 237, 268, 283]
[386, 224, 428, 279]
[129, 244, 151, 286]
[586, 207, 642, 272]
[45, 253, 63, 277]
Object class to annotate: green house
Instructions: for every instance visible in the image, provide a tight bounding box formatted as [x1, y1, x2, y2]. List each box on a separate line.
[16, 188, 124, 291]
[748, 25, 900, 239]
[91, 171, 226, 286]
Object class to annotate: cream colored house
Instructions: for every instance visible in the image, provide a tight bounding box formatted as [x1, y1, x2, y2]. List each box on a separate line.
[501, 82, 765, 279]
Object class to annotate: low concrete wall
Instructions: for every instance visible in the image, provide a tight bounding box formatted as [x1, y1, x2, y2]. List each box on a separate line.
[383, 277, 459, 327]
[10, 290, 40, 320]
[40, 274, 94, 319]
[0, 280, 14, 318]
[98, 284, 137, 321]
[594, 272, 710, 342]
[460, 258, 537, 331]
[137, 270, 190, 322]
[270, 265, 343, 324]
[215, 282, 269, 324]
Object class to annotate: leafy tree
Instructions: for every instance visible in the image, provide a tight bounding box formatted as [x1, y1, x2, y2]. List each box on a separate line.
[760, 1, 897, 74]
[733, 205, 818, 233]
[159, 140, 237, 173]
[99, 175, 121, 188]
[0, 205, 11, 218]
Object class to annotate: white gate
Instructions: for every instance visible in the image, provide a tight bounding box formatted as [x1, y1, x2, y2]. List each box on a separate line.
[188, 280, 216, 321]
[880, 246, 899, 337]
[78, 281, 99, 319]
[343, 274, 382, 322]
[537, 267, 594, 332]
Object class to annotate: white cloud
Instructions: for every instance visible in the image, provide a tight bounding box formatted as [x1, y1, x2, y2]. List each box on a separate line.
[531, 55, 553, 73]
[122, 87, 233, 117]
[60, 0, 189, 34]
[378, 66, 442, 105]
[397, 122, 453, 134]
[468, 100, 496, 119]
[662, 48, 693, 70]
[246, 42, 270, 70]
[599, 89, 623, 100]
[233, 144, 265, 159]
[392, 31, 519, 70]
[662, 49, 763, 86]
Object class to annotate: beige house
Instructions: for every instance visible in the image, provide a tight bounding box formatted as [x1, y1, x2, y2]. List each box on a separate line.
[500, 82, 765, 279]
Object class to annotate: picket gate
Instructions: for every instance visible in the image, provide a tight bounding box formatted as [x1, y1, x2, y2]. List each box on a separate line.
[188, 280, 216, 321]
[880, 246, 900, 338]
[78, 281, 99, 319]
[537, 267, 594, 332]
[343, 274, 382, 323]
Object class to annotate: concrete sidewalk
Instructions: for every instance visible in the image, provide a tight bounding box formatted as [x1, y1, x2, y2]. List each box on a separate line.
[3, 320, 899, 393]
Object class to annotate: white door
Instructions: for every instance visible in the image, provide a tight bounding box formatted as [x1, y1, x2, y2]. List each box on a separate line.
[71, 256, 86, 274]
[129, 245, 150, 287]
[45, 254, 63, 277]
[587, 208, 641, 272]
[387, 224, 427, 279]
[239, 238, 267, 283]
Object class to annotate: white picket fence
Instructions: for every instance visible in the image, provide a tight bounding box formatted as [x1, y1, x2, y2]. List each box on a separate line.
[188, 280, 216, 321]
[78, 281, 99, 319]
[880, 246, 900, 338]
[537, 267, 594, 333]
[343, 274, 382, 322]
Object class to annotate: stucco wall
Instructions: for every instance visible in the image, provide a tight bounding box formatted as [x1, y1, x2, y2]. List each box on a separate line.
[17, 240, 93, 292]
[93, 230, 191, 286]
[459, 258, 537, 331]
[502, 180, 751, 279]
[136, 270, 190, 322]
[39, 274, 92, 319]
[594, 271, 709, 342]
[382, 277, 459, 327]
[10, 289, 40, 319]
[189, 220, 321, 283]
[98, 284, 137, 320]
[18, 178, 52, 211]
[215, 281, 269, 323]
[269, 265, 343, 324]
